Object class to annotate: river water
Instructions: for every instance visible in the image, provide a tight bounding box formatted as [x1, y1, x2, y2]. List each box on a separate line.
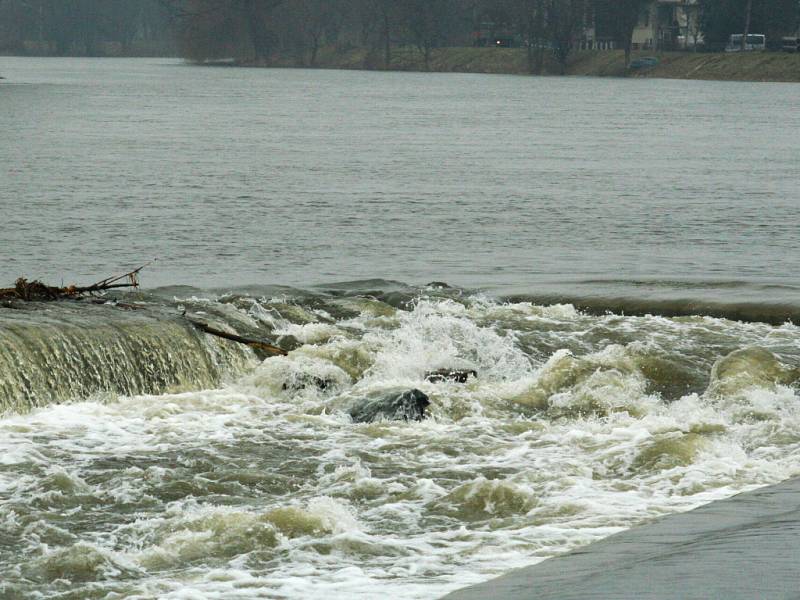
[0, 58, 799, 598]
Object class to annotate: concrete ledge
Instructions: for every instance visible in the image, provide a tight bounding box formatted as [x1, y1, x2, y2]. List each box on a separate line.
[443, 478, 800, 600]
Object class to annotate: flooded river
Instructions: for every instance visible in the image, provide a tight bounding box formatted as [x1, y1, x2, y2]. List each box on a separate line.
[1, 58, 799, 598]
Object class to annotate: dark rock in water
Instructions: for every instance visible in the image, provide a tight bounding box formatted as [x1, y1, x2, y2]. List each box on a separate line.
[348, 389, 430, 423]
[425, 369, 477, 384]
[282, 374, 333, 392]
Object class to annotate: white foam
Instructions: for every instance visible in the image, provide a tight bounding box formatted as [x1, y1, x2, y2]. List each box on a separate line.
[2, 295, 799, 598]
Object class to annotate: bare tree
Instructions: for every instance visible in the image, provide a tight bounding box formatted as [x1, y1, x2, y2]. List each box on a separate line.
[275, 0, 344, 66]
[684, 1, 703, 50]
[242, 0, 282, 59]
[400, 0, 455, 69]
[301, 0, 337, 65]
[548, 0, 585, 74]
[104, 0, 145, 53]
[741, 0, 752, 50]
[162, 0, 282, 62]
[505, 0, 547, 74]
[594, 0, 650, 67]
[373, 0, 395, 67]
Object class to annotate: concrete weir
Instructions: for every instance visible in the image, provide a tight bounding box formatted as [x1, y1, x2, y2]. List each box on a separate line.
[443, 478, 800, 600]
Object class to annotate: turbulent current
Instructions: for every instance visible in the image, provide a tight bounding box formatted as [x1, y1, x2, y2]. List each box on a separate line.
[1, 284, 799, 599]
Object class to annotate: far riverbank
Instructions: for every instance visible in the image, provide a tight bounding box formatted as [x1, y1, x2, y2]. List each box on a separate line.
[241, 46, 800, 83]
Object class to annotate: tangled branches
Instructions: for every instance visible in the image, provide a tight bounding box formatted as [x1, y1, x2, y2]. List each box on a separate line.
[0, 264, 151, 302]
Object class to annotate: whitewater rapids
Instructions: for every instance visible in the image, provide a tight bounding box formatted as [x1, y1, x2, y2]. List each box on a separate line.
[1, 285, 799, 599]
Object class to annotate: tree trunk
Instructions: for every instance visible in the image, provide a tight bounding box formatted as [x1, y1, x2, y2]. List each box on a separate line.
[382, 11, 391, 68]
[535, 0, 545, 74]
[742, 0, 753, 51]
[527, 41, 535, 74]
[243, 0, 272, 61]
[526, 12, 536, 74]
[310, 34, 320, 66]
[615, 0, 647, 69]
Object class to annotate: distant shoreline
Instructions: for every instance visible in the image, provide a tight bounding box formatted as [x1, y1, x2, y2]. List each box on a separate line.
[235, 47, 800, 83]
[3, 48, 799, 83]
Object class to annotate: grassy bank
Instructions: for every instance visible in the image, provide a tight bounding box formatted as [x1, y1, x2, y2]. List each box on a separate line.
[250, 46, 800, 82]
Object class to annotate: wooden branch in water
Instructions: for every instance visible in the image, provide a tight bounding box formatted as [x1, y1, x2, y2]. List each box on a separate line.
[1, 263, 287, 357]
[80, 261, 153, 293]
[188, 319, 288, 357]
[0, 263, 153, 302]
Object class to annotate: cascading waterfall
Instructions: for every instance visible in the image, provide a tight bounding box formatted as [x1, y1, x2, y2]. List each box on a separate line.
[0, 302, 254, 413]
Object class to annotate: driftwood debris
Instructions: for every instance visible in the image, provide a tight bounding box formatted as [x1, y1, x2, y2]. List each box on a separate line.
[1, 264, 289, 359]
[0, 264, 149, 302]
[187, 319, 288, 357]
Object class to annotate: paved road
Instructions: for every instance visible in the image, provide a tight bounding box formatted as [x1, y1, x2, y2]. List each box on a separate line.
[444, 478, 800, 600]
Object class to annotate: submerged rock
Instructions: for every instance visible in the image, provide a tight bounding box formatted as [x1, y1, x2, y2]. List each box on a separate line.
[348, 389, 430, 423]
[282, 374, 334, 392]
[425, 369, 477, 384]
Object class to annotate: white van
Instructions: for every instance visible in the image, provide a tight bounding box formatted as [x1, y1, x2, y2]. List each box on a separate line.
[726, 34, 766, 51]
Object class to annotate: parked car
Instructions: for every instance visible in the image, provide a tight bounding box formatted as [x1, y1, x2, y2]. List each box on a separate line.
[782, 37, 800, 52]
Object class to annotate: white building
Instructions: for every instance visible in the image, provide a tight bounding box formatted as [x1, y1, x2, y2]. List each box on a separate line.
[580, 0, 703, 51]
[632, 0, 703, 51]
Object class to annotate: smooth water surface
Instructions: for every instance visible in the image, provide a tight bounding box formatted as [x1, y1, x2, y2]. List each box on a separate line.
[1, 57, 799, 304]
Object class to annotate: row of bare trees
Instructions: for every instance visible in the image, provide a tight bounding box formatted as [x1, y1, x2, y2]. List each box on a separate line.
[161, 0, 470, 68]
[2, 0, 796, 65]
[163, 0, 659, 71]
[0, 0, 172, 55]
